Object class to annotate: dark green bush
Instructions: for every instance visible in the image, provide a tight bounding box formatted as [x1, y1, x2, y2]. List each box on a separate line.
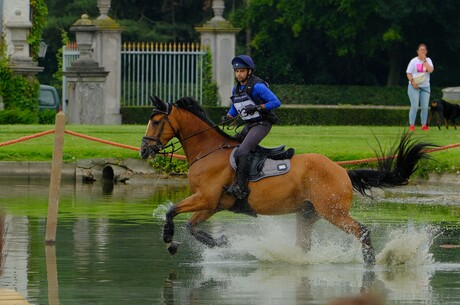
[121, 85, 439, 126]
[271, 85, 442, 106]
[121, 105, 409, 126]
[0, 58, 40, 124]
[0, 109, 39, 124]
[38, 109, 57, 124]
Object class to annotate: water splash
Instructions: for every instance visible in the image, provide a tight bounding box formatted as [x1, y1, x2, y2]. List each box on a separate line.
[199, 217, 441, 268]
[152, 203, 173, 220]
[201, 217, 363, 265]
[376, 223, 439, 267]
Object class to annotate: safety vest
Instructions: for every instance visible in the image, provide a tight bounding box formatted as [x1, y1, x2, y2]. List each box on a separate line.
[231, 76, 269, 123]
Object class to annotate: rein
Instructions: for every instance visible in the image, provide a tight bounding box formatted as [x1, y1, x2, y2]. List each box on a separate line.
[147, 110, 240, 165]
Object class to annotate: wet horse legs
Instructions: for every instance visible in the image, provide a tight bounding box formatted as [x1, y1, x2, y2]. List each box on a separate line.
[163, 207, 179, 255]
[324, 214, 376, 266]
[296, 201, 320, 251]
[186, 210, 229, 248]
[163, 208, 228, 255]
[358, 223, 375, 266]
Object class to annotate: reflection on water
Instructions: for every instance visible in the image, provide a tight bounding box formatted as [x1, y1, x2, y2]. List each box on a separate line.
[0, 178, 459, 305]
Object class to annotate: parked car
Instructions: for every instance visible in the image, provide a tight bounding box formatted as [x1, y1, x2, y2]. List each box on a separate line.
[38, 85, 61, 112]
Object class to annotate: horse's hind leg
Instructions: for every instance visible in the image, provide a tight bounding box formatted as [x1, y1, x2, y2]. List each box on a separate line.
[296, 201, 320, 251]
[186, 210, 229, 248]
[325, 214, 375, 267]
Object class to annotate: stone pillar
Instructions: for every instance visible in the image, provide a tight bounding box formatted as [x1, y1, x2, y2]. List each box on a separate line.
[63, 14, 109, 124]
[5, 9, 43, 77]
[92, 0, 123, 124]
[195, 0, 240, 106]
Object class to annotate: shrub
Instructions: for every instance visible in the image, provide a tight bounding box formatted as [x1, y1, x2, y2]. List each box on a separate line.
[0, 109, 39, 124]
[271, 84, 442, 106]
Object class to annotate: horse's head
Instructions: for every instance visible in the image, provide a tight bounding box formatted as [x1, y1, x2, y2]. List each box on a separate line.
[140, 96, 176, 159]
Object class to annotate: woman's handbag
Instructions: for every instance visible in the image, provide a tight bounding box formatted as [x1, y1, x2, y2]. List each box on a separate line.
[413, 73, 426, 85]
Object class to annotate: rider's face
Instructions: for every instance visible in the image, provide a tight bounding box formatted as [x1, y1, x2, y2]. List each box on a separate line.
[234, 68, 251, 84]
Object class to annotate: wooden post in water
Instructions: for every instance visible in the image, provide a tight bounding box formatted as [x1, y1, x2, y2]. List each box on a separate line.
[45, 111, 65, 244]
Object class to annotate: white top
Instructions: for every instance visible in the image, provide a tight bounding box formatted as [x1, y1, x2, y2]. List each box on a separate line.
[406, 57, 433, 87]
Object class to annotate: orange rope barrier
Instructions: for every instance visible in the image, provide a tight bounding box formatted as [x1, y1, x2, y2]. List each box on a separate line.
[0, 129, 55, 147]
[1, 128, 458, 165]
[64, 130, 187, 160]
[64, 130, 139, 151]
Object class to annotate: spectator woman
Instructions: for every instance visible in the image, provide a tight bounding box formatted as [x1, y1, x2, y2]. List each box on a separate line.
[406, 43, 434, 131]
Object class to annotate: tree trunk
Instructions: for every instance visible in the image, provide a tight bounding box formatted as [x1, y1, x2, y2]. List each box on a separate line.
[386, 43, 403, 86]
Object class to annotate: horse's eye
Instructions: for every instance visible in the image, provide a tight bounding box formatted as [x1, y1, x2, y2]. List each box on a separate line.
[153, 120, 160, 125]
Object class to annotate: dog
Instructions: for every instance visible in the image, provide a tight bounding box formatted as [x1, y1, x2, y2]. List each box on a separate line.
[429, 99, 460, 129]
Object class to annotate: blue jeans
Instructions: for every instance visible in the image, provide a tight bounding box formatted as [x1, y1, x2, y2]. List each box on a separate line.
[407, 84, 430, 125]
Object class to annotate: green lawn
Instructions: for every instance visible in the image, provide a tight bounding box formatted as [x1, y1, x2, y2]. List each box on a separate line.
[1, 124, 459, 175]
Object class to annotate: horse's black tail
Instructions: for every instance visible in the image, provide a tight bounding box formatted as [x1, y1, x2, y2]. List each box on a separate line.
[347, 133, 436, 197]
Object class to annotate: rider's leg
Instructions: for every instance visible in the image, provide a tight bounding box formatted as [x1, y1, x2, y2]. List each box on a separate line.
[232, 152, 252, 199]
[231, 121, 272, 199]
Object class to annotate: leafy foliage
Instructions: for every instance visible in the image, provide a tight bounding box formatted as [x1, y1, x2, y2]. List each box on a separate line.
[231, 0, 460, 87]
[29, 0, 48, 60]
[201, 48, 219, 106]
[0, 59, 40, 123]
[0, 109, 39, 124]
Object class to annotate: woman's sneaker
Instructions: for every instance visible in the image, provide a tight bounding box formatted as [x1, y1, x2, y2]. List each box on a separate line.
[409, 125, 415, 131]
[421, 125, 429, 131]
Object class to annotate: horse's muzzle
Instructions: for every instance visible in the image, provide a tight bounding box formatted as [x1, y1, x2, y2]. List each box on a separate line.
[140, 138, 161, 159]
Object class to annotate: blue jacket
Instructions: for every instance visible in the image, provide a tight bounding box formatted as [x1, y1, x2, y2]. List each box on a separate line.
[228, 77, 281, 117]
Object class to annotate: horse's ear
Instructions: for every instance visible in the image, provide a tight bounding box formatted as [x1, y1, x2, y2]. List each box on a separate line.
[150, 96, 168, 112]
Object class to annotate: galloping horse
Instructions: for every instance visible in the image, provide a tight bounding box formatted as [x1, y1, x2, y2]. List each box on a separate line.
[140, 96, 432, 266]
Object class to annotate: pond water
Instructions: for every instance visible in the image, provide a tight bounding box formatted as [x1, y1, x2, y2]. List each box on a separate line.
[0, 177, 459, 305]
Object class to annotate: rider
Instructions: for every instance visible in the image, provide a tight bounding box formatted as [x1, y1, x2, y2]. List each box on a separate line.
[225, 55, 282, 200]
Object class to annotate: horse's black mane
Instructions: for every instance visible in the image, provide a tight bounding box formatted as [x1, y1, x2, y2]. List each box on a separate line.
[174, 97, 238, 141]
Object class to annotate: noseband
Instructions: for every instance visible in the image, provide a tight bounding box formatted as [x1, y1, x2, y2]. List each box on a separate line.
[141, 107, 175, 158]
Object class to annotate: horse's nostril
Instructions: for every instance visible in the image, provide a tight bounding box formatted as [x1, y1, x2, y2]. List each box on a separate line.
[140, 148, 148, 159]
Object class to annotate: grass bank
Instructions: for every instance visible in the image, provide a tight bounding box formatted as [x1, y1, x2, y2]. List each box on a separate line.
[0, 125, 459, 176]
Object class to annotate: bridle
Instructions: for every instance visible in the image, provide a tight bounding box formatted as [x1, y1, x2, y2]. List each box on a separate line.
[140, 103, 239, 163]
[140, 105, 177, 159]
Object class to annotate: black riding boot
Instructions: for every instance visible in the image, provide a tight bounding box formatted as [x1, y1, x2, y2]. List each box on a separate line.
[231, 153, 251, 199]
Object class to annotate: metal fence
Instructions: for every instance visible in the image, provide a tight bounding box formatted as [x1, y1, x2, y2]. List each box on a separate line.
[62, 41, 206, 107]
[122, 42, 206, 106]
[62, 43, 80, 112]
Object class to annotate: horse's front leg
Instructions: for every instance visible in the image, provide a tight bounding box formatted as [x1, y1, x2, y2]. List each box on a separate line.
[162, 193, 216, 255]
[163, 206, 179, 255]
[186, 210, 229, 248]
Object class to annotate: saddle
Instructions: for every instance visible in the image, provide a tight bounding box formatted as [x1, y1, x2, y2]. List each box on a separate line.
[230, 145, 294, 181]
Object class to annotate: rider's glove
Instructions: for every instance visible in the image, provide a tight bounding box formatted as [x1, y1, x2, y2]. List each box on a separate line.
[244, 104, 261, 115]
[220, 115, 229, 124]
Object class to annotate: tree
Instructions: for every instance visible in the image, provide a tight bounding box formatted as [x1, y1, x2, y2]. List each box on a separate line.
[39, 0, 212, 85]
[231, 0, 460, 86]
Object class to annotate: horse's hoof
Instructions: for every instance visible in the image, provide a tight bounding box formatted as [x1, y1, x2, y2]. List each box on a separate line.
[215, 235, 229, 247]
[363, 254, 376, 268]
[167, 242, 180, 255]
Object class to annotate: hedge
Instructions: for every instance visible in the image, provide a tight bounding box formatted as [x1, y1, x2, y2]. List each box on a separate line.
[120, 84, 438, 126]
[121, 106, 409, 126]
[270, 84, 442, 106]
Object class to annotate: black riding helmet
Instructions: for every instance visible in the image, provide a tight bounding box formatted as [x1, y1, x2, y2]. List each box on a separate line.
[232, 55, 255, 70]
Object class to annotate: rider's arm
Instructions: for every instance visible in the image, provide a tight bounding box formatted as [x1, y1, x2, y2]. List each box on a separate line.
[227, 104, 238, 117]
[227, 87, 238, 117]
[252, 83, 281, 110]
